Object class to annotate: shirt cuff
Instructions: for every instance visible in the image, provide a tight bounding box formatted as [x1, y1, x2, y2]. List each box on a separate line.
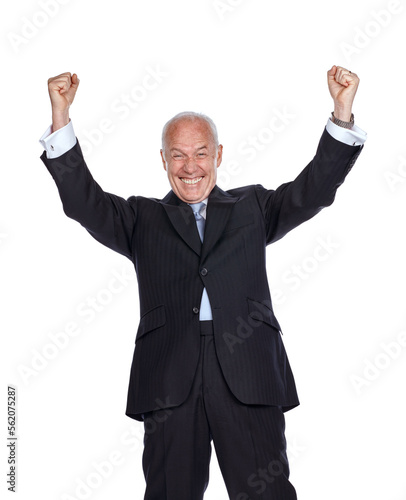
[39, 119, 77, 158]
[325, 117, 367, 147]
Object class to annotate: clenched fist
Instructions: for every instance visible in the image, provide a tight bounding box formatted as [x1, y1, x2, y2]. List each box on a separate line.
[47, 72, 80, 131]
[327, 65, 360, 122]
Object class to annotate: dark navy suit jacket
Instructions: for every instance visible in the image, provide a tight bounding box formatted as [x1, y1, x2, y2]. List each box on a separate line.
[41, 128, 363, 421]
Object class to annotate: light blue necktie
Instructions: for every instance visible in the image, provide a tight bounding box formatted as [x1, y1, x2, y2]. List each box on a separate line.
[190, 202, 213, 321]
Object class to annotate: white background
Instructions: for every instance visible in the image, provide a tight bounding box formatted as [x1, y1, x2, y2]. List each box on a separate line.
[2, 0, 406, 499]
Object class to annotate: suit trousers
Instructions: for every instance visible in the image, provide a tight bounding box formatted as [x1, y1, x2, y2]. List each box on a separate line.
[141, 321, 297, 500]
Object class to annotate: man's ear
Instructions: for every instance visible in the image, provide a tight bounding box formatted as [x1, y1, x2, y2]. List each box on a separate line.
[160, 149, 167, 171]
[216, 144, 223, 168]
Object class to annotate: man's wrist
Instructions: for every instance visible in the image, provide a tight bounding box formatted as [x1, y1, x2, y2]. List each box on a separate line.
[51, 109, 70, 132]
[332, 104, 353, 123]
[331, 111, 354, 129]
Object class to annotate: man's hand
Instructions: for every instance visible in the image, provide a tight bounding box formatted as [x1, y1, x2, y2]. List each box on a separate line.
[327, 65, 360, 122]
[47, 72, 80, 132]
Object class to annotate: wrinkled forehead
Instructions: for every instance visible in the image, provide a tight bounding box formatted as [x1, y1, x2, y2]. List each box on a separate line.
[165, 118, 215, 151]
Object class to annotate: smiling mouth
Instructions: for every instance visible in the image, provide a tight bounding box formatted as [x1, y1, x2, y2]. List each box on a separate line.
[180, 177, 203, 185]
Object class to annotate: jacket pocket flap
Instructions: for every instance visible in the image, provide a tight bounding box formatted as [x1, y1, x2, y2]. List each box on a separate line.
[247, 298, 282, 333]
[136, 304, 166, 341]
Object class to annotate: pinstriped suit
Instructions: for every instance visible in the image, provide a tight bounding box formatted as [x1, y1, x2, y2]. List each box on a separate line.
[41, 126, 363, 498]
[41, 128, 362, 424]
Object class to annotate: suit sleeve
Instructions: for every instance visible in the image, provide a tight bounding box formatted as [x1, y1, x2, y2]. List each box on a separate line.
[254, 127, 363, 245]
[40, 139, 137, 260]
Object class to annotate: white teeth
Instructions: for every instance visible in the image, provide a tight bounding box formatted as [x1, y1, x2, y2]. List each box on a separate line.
[181, 177, 203, 185]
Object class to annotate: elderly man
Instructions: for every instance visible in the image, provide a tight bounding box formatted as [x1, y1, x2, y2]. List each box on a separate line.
[39, 65, 366, 499]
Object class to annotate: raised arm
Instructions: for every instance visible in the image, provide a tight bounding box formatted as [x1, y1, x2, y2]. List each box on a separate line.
[40, 73, 137, 260]
[255, 65, 366, 244]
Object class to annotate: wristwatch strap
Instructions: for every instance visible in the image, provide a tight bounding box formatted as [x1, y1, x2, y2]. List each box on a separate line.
[331, 112, 354, 129]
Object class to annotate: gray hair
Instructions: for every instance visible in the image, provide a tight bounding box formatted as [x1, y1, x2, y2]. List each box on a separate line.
[161, 111, 219, 155]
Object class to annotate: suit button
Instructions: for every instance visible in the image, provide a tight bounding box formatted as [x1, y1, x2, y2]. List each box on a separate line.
[200, 268, 208, 276]
[193, 307, 199, 314]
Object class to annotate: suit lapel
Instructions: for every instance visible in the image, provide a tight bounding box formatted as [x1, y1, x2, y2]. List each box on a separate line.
[160, 191, 202, 256]
[201, 186, 239, 262]
[160, 186, 239, 261]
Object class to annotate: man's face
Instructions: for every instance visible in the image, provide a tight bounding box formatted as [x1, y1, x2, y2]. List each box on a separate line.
[160, 118, 223, 203]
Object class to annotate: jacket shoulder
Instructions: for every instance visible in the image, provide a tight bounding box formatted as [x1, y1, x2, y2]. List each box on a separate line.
[223, 184, 266, 197]
[126, 194, 165, 207]
[224, 184, 274, 203]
